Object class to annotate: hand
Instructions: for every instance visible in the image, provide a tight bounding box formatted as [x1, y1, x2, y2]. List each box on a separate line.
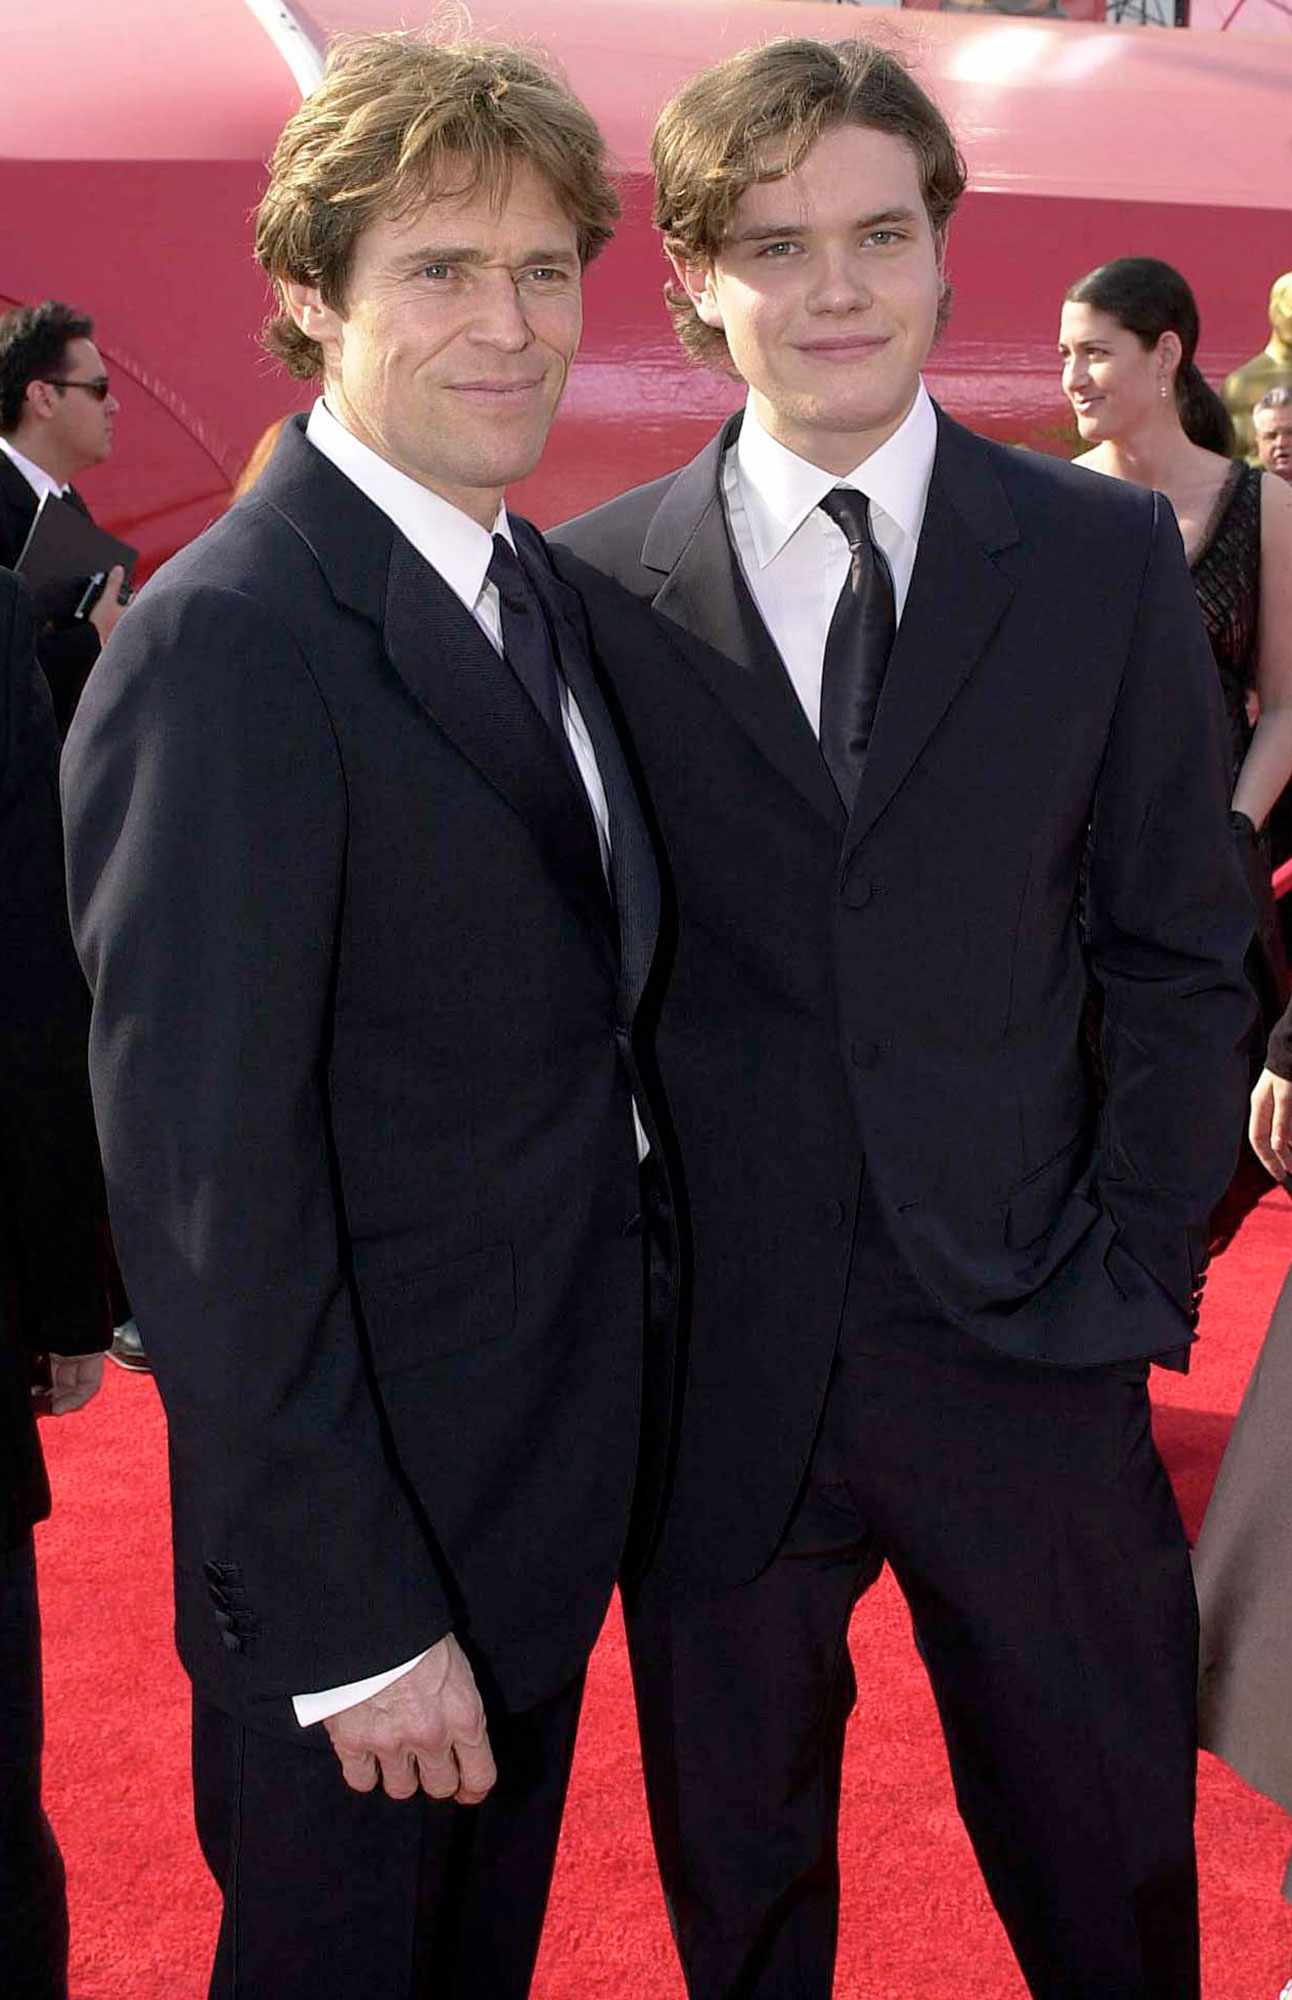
[1249, 1067, 1292, 1181]
[46, 1352, 106, 1415]
[89, 565, 127, 644]
[322, 1633, 496, 1805]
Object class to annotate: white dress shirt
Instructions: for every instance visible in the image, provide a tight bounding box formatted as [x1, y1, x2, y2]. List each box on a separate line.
[723, 382, 937, 736]
[0, 434, 68, 503]
[294, 400, 641, 1726]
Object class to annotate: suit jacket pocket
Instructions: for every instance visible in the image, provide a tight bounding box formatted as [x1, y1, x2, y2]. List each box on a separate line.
[356, 1242, 517, 1378]
[1003, 1133, 1092, 1251]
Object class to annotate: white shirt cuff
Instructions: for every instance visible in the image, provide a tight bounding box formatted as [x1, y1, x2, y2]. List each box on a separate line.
[292, 1648, 431, 1728]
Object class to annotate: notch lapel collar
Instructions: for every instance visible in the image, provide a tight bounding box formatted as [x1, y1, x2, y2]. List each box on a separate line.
[258, 418, 612, 948]
[382, 535, 614, 950]
[645, 420, 844, 831]
[844, 413, 1018, 863]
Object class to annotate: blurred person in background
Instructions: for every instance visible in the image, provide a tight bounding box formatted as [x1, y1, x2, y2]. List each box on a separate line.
[1060, 259, 1292, 844]
[1253, 387, 1292, 483]
[1061, 257, 1292, 1234]
[0, 566, 111, 2000]
[0, 303, 125, 737]
[0, 303, 137, 1370]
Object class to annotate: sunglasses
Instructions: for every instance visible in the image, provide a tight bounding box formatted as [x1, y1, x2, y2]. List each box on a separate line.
[41, 377, 112, 402]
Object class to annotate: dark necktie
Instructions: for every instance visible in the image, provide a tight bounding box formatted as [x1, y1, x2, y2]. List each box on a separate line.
[487, 534, 569, 749]
[817, 489, 896, 807]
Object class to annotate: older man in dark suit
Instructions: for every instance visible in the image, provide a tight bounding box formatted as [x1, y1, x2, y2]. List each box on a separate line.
[0, 303, 125, 737]
[62, 34, 673, 2000]
[552, 35, 1255, 2000]
[0, 566, 110, 2000]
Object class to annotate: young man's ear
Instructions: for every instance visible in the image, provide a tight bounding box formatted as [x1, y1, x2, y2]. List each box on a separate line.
[668, 253, 723, 332]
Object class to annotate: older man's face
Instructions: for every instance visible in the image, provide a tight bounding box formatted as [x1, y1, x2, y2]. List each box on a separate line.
[289, 159, 583, 528]
[1254, 405, 1292, 480]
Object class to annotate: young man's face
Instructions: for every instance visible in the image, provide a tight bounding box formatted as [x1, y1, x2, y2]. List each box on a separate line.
[289, 158, 583, 526]
[678, 122, 943, 473]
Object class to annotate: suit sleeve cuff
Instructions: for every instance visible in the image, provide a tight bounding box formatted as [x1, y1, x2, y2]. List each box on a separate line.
[292, 1647, 432, 1728]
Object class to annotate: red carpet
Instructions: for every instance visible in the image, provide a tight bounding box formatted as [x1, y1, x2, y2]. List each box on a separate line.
[36, 1189, 1292, 1998]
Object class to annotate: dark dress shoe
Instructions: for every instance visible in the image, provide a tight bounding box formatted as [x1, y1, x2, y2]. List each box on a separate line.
[108, 1318, 151, 1373]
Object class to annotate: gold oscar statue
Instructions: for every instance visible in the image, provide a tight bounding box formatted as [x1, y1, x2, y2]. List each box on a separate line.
[1224, 273, 1292, 461]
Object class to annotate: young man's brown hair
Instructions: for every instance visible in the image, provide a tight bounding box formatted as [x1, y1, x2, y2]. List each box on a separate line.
[651, 36, 966, 374]
[255, 30, 620, 380]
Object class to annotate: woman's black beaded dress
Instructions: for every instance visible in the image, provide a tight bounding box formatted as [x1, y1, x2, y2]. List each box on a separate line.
[1191, 462, 1286, 1037]
[1192, 460, 1262, 784]
[1084, 462, 1284, 1179]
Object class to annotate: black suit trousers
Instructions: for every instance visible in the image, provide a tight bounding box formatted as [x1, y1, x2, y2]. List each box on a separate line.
[0, 1537, 67, 2000]
[193, 1672, 585, 2000]
[626, 1186, 1199, 2000]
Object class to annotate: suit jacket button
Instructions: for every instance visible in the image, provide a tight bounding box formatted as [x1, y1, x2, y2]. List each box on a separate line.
[842, 874, 873, 909]
[850, 1039, 880, 1071]
[820, 1199, 846, 1230]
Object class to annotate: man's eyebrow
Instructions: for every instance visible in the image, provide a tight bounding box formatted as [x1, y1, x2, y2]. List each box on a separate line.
[392, 244, 481, 269]
[392, 244, 579, 271]
[728, 207, 920, 244]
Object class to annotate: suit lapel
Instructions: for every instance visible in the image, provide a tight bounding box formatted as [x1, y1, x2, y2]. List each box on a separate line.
[257, 418, 614, 954]
[518, 520, 660, 1019]
[382, 535, 615, 953]
[644, 420, 844, 831]
[843, 412, 1018, 863]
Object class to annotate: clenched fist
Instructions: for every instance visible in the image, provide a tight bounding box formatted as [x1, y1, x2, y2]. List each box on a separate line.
[323, 1633, 497, 1805]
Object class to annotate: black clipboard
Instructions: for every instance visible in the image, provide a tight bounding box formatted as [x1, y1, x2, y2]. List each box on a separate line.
[14, 491, 138, 625]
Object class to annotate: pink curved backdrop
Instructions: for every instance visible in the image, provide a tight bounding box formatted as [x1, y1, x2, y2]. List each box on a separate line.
[4, 0, 1290, 573]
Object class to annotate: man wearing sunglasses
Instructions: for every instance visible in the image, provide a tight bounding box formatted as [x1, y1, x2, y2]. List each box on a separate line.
[0, 301, 125, 736]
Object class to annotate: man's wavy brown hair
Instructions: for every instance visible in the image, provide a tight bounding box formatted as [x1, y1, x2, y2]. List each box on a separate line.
[651, 37, 966, 376]
[255, 30, 620, 380]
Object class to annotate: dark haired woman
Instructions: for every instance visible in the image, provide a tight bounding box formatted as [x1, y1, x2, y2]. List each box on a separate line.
[1060, 256, 1292, 843]
[1060, 260, 1292, 1237]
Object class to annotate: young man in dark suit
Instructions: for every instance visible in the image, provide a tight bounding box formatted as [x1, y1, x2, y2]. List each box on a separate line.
[0, 303, 125, 735]
[552, 37, 1255, 1999]
[0, 567, 110, 2000]
[62, 35, 672, 2000]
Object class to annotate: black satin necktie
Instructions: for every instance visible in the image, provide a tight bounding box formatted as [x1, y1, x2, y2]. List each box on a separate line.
[817, 489, 896, 807]
[487, 533, 570, 747]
